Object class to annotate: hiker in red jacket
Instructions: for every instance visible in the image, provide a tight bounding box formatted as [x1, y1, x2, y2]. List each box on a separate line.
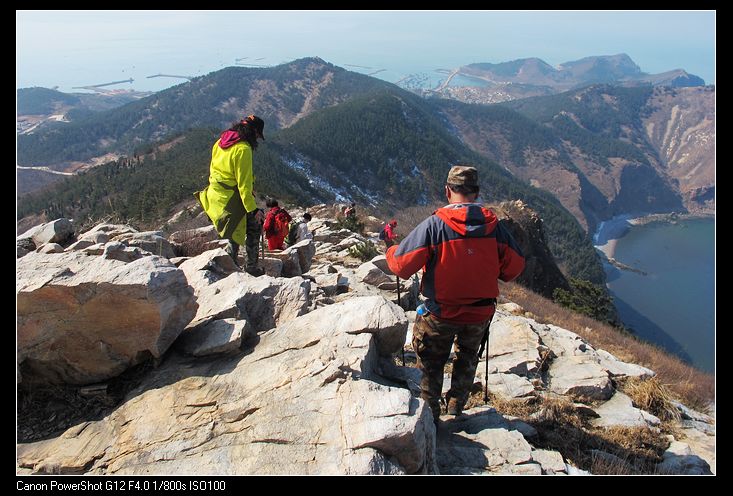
[382, 219, 398, 248]
[386, 165, 525, 423]
[263, 198, 292, 250]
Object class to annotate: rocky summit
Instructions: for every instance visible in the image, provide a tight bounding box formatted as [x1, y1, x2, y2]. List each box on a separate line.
[16, 206, 714, 475]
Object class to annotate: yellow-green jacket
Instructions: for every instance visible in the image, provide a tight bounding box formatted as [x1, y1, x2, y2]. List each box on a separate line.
[195, 138, 257, 246]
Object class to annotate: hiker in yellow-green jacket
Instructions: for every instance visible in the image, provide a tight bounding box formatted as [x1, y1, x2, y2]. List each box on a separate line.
[195, 115, 266, 268]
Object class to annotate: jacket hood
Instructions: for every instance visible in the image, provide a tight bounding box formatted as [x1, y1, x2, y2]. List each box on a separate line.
[218, 130, 241, 149]
[435, 203, 498, 237]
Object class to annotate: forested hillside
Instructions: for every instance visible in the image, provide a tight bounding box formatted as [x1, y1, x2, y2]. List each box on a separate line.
[19, 88, 605, 283]
[17, 58, 394, 166]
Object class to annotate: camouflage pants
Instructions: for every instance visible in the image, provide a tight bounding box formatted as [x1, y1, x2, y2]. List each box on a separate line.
[412, 313, 492, 420]
[225, 239, 240, 264]
[245, 210, 263, 270]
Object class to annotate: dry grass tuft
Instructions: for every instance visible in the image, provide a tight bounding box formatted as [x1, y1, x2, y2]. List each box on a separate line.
[466, 389, 540, 418]
[590, 426, 669, 474]
[619, 377, 681, 423]
[535, 396, 585, 427]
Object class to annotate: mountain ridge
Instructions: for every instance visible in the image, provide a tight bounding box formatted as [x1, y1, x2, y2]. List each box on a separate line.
[434, 54, 706, 105]
[17, 57, 395, 166]
[462, 53, 704, 90]
[18, 86, 607, 284]
[435, 83, 714, 232]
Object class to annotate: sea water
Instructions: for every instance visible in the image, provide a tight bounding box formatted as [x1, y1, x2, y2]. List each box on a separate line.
[605, 218, 715, 373]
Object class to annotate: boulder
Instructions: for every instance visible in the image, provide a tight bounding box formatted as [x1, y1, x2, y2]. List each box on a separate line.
[17, 251, 198, 385]
[102, 242, 148, 263]
[356, 261, 393, 288]
[17, 296, 434, 475]
[657, 441, 713, 475]
[176, 318, 254, 357]
[482, 315, 542, 376]
[591, 391, 661, 428]
[111, 231, 176, 259]
[531, 449, 567, 474]
[68, 231, 111, 250]
[19, 218, 74, 247]
[534, 323, 596, 358]
[370, 255, 394, 275]
[548, 356, 614, 401]
[284, 239, 316, 273]
[168, 225, 218, 245]
[181, 250, 311, 332]
[37, 243, 64, 254]
[82, 223, 138, 239]
[596, 349, 655, 378]
[436, 406, 540, 474]
[261, 257, 284, 278]
[481, 373, 536, 400]
[267, 250, 302, 277]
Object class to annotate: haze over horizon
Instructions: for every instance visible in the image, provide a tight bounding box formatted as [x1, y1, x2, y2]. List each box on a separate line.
[17, 10, 715, 94]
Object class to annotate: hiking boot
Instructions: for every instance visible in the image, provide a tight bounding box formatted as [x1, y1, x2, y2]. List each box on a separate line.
[447, 397, 463, 416]
[245, 266, 265, 277]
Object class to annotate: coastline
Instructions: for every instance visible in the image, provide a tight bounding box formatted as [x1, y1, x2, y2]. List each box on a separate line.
[593, 214, 633, 260]
[602, 215, 715, 373]
[593, 212, 715, 260]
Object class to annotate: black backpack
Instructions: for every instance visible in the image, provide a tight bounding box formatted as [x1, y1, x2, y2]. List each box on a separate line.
[378, 225, 387, 240]
[264, 208, 279, 237]
[287, 221, 301, 246]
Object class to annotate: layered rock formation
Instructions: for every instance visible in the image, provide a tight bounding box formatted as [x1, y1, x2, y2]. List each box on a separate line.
[16, 210, 714, 475]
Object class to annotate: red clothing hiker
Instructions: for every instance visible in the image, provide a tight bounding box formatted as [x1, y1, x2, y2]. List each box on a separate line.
[381, 220, 398, 248]
[385, 165, 525, 423]
[263, 198, 292, 251]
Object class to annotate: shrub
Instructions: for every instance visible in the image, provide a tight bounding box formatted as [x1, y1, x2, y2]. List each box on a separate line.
[349, 241, 379, 262]
[553, 277, 617, 324]
[334, 215, 365, 235]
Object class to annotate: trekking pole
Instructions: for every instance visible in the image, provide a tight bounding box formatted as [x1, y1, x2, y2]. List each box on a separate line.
[396, 275, 405, 366]
[477, 317, 493, 403]
[260, 231, 265, 260]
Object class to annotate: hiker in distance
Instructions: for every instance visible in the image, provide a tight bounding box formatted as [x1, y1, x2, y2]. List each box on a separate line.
[385, 165, 525, 423]
[380, 219, 398, 248]
[263, 198, 292, 251]
[344, 202, 357, 218]
[194, 114, 266, 274]
[287, 212, 314, 247]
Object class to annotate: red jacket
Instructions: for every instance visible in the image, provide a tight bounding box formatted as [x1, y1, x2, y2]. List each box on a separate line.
[384, 223, 397, 241]
[386, 203, 525, 323]
[264, 207, 292, 250]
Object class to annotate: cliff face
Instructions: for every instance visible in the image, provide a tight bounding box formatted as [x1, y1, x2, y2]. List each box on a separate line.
[490, 200, 571, 298]
[439, 84, 714, 234]
[642, 86, 715, 213]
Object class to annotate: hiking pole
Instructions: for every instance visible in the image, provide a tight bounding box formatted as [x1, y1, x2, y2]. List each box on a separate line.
[396, 275, 405, 366]
[477, 317, 493, 403]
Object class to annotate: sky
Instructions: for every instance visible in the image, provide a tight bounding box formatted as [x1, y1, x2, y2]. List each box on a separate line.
[17, 10, 716, 94]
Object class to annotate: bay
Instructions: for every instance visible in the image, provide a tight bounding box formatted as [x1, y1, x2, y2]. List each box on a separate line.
[603, 218, 715, 373]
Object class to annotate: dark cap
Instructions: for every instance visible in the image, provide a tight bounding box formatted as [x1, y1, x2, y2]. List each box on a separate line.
[446, 165, 478, 187]
[244, 114, 265, 140]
